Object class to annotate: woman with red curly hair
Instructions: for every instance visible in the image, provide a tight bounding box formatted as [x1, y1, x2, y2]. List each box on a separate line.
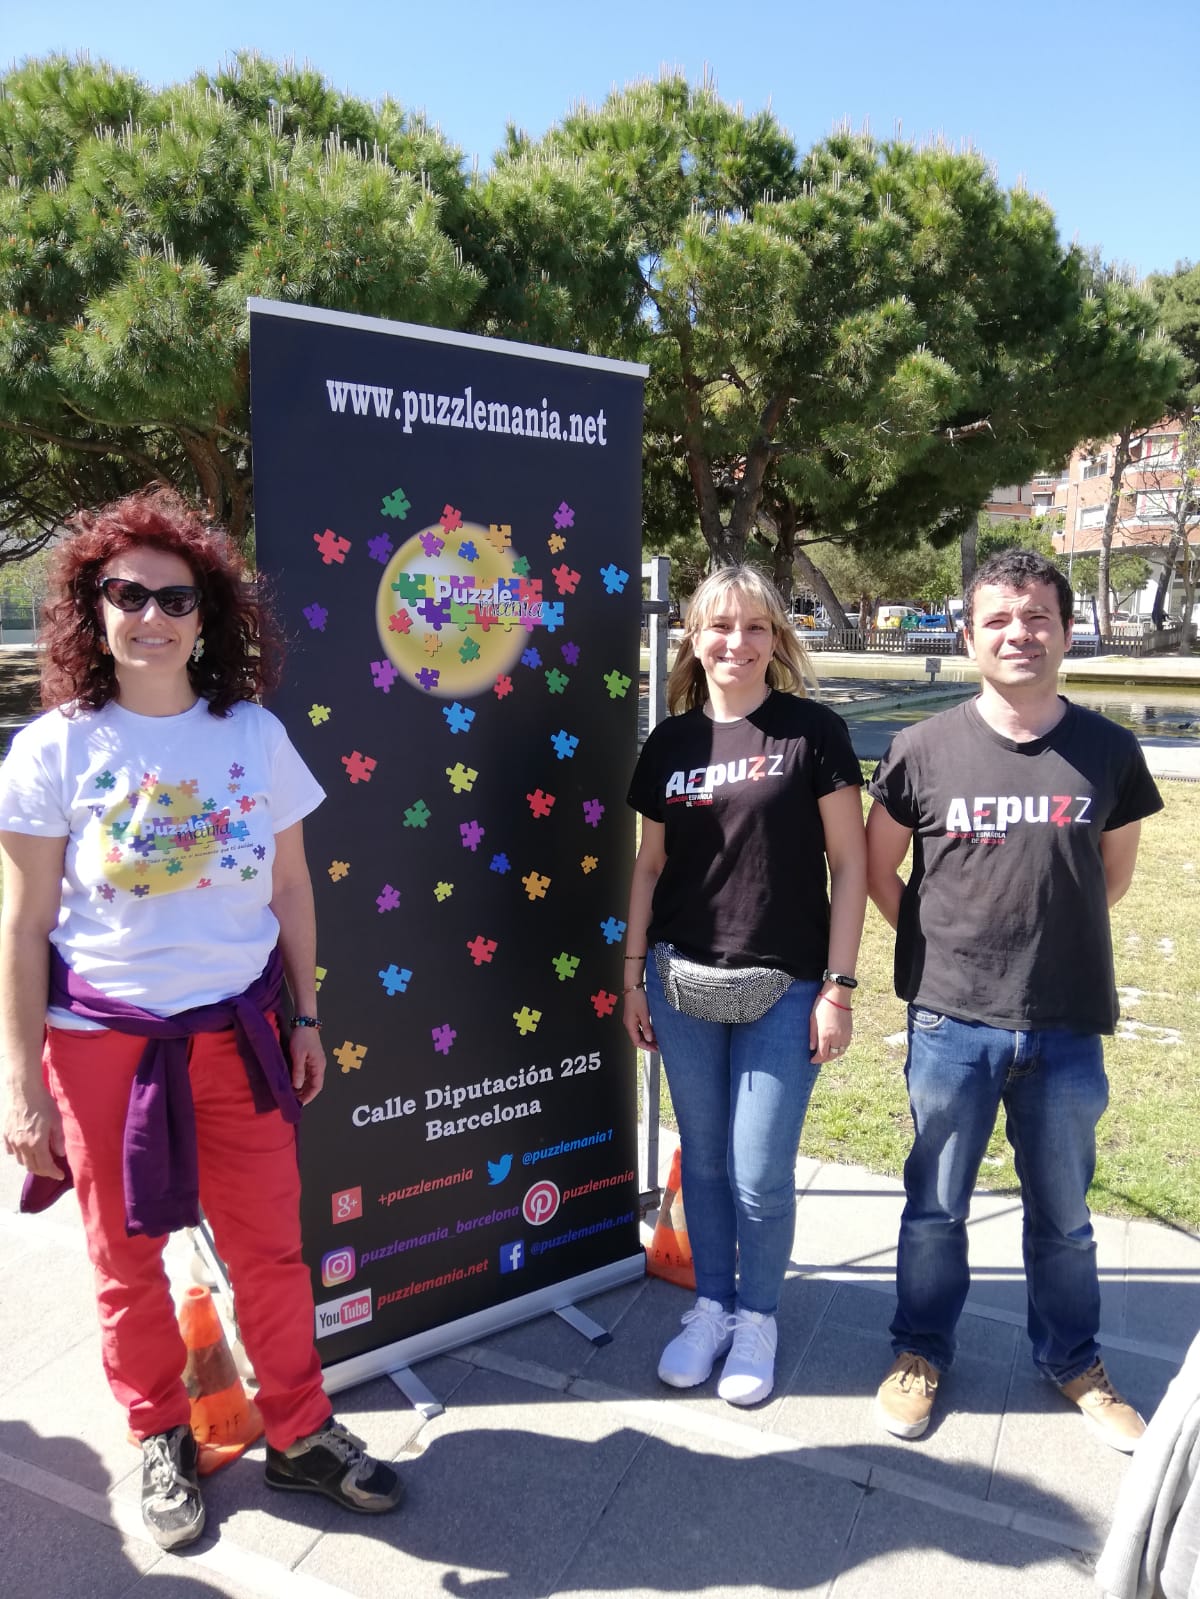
[0, 489, 402, 1550]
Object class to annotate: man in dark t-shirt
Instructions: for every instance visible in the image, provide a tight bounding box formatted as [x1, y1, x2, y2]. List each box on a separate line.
[866, 550, 1162, 1453]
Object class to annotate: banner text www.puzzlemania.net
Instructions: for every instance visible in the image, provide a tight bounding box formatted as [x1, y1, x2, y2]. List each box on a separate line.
[376, 1257, 489, 1307]
[325, 379, 608, 446]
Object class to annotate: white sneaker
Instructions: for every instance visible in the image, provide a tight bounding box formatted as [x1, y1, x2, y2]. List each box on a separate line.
[657, 1297, 734, 1388]
[717, 1309, 778, 1406]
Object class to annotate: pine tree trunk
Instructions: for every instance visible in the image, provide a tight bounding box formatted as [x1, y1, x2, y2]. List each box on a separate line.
[960, 512, 980, 592]
[1097, 427, 1135, 635]
[793, 545, 850, 630]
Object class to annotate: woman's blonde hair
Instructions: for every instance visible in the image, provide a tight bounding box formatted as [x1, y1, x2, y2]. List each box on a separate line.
[666, 565, 816, 715]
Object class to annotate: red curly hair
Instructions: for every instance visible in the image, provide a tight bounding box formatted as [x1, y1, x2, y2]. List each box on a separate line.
[40, 487, 283, 716]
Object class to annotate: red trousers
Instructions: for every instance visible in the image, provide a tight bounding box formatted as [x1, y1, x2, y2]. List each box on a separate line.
[45, 1023, 332, 1449]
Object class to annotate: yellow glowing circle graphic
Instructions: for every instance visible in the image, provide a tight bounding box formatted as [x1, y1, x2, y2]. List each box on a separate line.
[375, 522, 530, 698]
[101, 786, 231, 894]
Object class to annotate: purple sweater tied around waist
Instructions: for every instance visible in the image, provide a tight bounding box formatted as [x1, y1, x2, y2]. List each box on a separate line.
[20, 946, 301, 1237]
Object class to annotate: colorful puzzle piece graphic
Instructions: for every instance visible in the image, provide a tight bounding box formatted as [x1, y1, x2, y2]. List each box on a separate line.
[600, 916, 627, 945]
[521, 647, 542, 670]
[403, 799, 431, 829]
[547, 532, 566, 554]
[486, 522, 512, 553]
[315, 965, 326, 992]
[314, 529, 351, 565]
[328, 860, 349, 881]
[416, 667, 440, 691]
[388, 609, 412, 635]
[431, 1024, 456, 1056]
[434, 881, 454, 901]
[551, 564, 581, 596]
[553, 501, 575, 530]
[446, 762, 478, 794]
[490, 853, 511, 875]
[303, 603, 328, 631]
[545, 668, 569, 695]
[459, 637, 481, 663]
[600, 564, 629, 594]
[368, 534, 393, 564]
[550, 729, 579, 761]
[460, 819, 485, 852]
[443, 702, 475, 735]
[511, 554, 531, 578]
[440, 504, 463, 532]
[334, 1041, 367, 1074]
[541, 601, 564, 632]
[591, 990, 618, 1018]
[603, 670, 632, 699]
[419, 531, 445, 558]
[522, 871, 551, 901]
[582, 798, 605, 828]
[581, 855, 598, 874]
[379, 964, 412, 995]
[466, 935, 498, 966]
[376, 883, 401, 913]
[308, 704, 331, 726]
[370, 659, 399, 693]
[527, 789, 556, 818]
[494, 675, 513, 699]
[342, 751, 377, 784]
[458, 539, 479, 562]
[513, 1006, 542, 1036]
[392, 572, 429, 603]
[381, 487, 411, 519]
[551, 952, 580, 982]
[422, 633, 442, 656]
[561, 641, 581, 666]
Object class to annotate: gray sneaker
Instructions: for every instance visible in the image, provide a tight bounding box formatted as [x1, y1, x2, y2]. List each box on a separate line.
[265, 1419, 404, 1513]
[141, 1425, 205, 1550]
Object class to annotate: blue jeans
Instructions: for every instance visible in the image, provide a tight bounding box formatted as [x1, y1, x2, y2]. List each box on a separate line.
[892, 1006, 1109, 1383]
[646, 956, 821, 1315]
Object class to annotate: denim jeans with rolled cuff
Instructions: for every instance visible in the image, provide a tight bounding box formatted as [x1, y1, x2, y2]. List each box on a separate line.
[891, 1005, 1109, 1384]
[646, 954, 821, 1316]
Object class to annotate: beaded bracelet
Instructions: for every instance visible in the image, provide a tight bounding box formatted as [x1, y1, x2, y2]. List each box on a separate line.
[290, 1015, 323, 1030]
[623, 982, 646, 994]
[624, 954, 647, 961]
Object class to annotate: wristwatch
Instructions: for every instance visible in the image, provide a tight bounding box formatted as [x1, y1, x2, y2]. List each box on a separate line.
[822, 971, 858, 990]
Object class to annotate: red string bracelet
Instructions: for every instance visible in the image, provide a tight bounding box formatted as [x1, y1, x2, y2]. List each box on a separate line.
[820, 995, 852, 1013]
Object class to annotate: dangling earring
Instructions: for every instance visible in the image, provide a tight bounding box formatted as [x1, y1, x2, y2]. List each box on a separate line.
[190, 636, 205, 664]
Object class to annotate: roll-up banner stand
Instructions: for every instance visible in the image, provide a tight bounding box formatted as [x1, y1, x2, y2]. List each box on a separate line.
[248, 299, 649, 1391]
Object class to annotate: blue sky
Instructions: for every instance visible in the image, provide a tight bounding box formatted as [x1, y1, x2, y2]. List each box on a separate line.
[5, 0, 1196, 279]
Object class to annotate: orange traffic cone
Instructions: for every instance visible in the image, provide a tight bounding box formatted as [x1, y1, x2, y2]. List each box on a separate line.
[646, 1146, 696, 1288]
[178, 1284, 265, 1475]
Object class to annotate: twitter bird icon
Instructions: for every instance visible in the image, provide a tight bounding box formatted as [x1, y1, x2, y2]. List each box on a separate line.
[487, 1153, 513, 1185]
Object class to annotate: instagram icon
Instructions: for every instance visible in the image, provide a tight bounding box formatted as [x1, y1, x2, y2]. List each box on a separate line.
[321, 1246, 357, 1288]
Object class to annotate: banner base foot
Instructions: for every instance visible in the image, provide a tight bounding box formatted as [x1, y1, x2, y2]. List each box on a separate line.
[387, 1366, 445, 1419]
[554, 1304, 612, 1346]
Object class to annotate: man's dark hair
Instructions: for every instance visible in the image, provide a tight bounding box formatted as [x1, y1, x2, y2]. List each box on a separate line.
[963, 548, 1073, 633]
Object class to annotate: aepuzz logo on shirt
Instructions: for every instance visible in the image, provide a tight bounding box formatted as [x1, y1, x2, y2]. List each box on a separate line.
[944, 793, 1094, 838]
[664, 753, 786, 804]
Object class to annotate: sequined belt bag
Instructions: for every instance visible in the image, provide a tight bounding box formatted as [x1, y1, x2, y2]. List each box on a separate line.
[653, 942, 794, 1024]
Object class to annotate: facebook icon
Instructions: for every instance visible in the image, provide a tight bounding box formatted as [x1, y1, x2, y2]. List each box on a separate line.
[499, 1241, 525, 1274]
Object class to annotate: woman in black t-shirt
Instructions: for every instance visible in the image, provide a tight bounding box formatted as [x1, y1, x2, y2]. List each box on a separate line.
[625, 566, 866, 1406]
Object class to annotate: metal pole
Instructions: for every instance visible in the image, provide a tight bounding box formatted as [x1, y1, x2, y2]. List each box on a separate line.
[637, 557, 670, 1210]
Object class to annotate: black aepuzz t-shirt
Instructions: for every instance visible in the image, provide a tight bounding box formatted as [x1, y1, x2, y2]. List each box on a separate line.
[627, 691, 862, 980]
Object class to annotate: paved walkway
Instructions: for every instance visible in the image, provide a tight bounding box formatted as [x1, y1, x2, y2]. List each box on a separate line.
[4, 1139, 1198, 1598]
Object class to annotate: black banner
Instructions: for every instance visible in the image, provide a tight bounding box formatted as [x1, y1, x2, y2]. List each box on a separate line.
[249, 302, 647, 1380]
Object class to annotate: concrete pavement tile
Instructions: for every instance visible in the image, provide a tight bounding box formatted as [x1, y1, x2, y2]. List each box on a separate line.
[1122, 1217, 1200, 1354]
[988, 1356, 1152, 1541]
[451, 1276, 647, 1376]
[294, 1365, 652, 1597]
[553, 1429, 863, 1598]
[822, 1281, 1021, 1366]
[772, 1321, 1009, 1501]
[0, 1476, 158, 1598]
[790, 1163, 904, 1279]
[0, 1344, 143, 1494]
[827, 1482, 1097, 1598]
[0, 1229, 99, 1396]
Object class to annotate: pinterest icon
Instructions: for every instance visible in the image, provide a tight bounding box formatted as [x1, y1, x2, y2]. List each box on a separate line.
[522, 1180, 561, 1227]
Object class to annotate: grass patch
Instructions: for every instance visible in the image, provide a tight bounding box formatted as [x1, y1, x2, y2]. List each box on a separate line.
[642, 771, 1200, 1231]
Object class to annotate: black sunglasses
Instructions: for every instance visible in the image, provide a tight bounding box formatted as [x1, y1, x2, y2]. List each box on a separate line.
[99, 577, 202, 618]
